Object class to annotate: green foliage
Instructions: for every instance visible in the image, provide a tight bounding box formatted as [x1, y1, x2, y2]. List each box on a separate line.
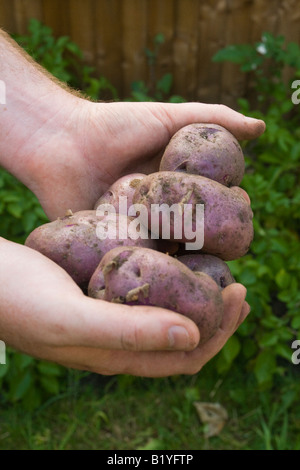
[0, 169, 48, 243]
[213, 32, 300, 388]
[0, 352, 66, 410]
[1, 369, 300, 449]
[128, 34, 186, 103]
[13, 18, 118, 101]
[130, 73, 186, 103]
[213, 31, 300, 110]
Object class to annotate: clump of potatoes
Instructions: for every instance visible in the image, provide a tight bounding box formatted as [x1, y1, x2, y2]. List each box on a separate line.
[25, 123, 252, 345]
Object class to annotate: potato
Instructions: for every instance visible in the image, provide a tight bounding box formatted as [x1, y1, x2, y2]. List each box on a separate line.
[176, 254, 235, 288]
[88, 246, 224, 344]
[159, 123, 244, 187]
[133, 171, 253, 261]
[25, 210, 157, 290]
[94, 173, 146, 214]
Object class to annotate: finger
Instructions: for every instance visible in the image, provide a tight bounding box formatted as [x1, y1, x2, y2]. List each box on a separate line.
[63, 296, 201, 352]
[113, 283, 249, 377]
[159, 102, 266, 141]
[177, 283, 248, 372]
[48, 288, 250, 378]
[234, 300, 251, 331]
[215, 283, 248, 336]
[43, 343, 190, 377]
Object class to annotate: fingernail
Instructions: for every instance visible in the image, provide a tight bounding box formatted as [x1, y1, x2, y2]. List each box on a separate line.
[168, 325, 190, 349]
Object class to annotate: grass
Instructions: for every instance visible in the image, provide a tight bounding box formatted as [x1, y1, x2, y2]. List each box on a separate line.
[1, 362, 300, 450]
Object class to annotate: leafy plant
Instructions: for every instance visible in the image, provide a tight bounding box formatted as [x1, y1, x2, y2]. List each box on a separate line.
[129, 34, 185, 103]
[212, 32, 300, 388]
[13, 18, 118, 101]
[0, 352, 66, 410]
[0, 170, 48, 244]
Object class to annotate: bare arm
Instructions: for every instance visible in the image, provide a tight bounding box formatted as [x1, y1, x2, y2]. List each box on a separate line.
[0, 29, 84, 200]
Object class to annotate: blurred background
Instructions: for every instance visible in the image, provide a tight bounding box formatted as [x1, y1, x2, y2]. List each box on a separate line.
[1, 0, 300, 105]
[0, 0, 299, 451]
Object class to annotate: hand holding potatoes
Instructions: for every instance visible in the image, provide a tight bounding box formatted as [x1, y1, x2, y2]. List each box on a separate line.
[1, 92, 265, 376]
[25, 120, 254, 350]
[0, 237, 249, 376]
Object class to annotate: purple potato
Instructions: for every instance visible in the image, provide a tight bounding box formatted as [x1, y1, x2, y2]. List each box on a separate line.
[176, 254, 235, 288]
[25, 210, 157, 290]
[88, 246, 224, 344]
[94, 173, 146, 214]
[133, 171, 253, 261]
[159, 123, 244, 187]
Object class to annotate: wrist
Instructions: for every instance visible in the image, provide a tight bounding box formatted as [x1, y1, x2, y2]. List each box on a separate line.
[0, 28, 88, 189]
[1, 83, 80, 173]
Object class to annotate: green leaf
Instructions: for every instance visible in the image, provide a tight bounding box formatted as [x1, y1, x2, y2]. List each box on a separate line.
[37, 361, 64, 376]
[22, 386, 42, 410]
[10, 370, 33, 401]
[212, 44, 258, 66]
[239, 269, 257, 286]
[257, 265, 272, 278]
[216, 335, 242, 373]
[275, 269, 291, 289]
[138, 438, 166, 451]
[40, 375, 60, 395]
[15, 353, 35, 370]
[22, 211, 37, 233]
[254, 350, 277, 386]
[154, 33, 165, 46]
[275, 343, 293, 361]
[169, 95, 186, 103]
[184, 386, 201, 402]
[222, 335, 241, 364]
[2, 194, 20, 203]
[157, 73, 173, 95]
[291, 316, 300, 329]
[0, 362, 9, 378]
[259, 332, 278, 347]
[130, 91, 153, 102]
[242, 338, 258, 359]
[66, 41, 82, 57]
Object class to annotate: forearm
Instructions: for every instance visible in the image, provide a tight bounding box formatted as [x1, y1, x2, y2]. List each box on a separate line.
[0, 29, 82, 187]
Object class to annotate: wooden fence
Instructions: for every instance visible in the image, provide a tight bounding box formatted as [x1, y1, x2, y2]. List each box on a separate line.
[1, 0, 300, 107]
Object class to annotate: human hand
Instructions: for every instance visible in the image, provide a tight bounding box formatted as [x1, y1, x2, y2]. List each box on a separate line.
[14, 98, 265, 220]
[0, 238, 249, 377]
[0, 28, 265, 222]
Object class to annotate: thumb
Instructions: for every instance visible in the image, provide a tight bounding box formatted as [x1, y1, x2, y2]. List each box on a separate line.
[159, 102, 266, 141]
[64, 296, 201, 352]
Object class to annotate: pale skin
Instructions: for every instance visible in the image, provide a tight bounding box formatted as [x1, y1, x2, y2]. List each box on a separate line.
[0, 29, 265, 377]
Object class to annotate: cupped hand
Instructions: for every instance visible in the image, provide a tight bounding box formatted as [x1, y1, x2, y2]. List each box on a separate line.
[0, 238, 249, 377]
[27, 99, 265, 220]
